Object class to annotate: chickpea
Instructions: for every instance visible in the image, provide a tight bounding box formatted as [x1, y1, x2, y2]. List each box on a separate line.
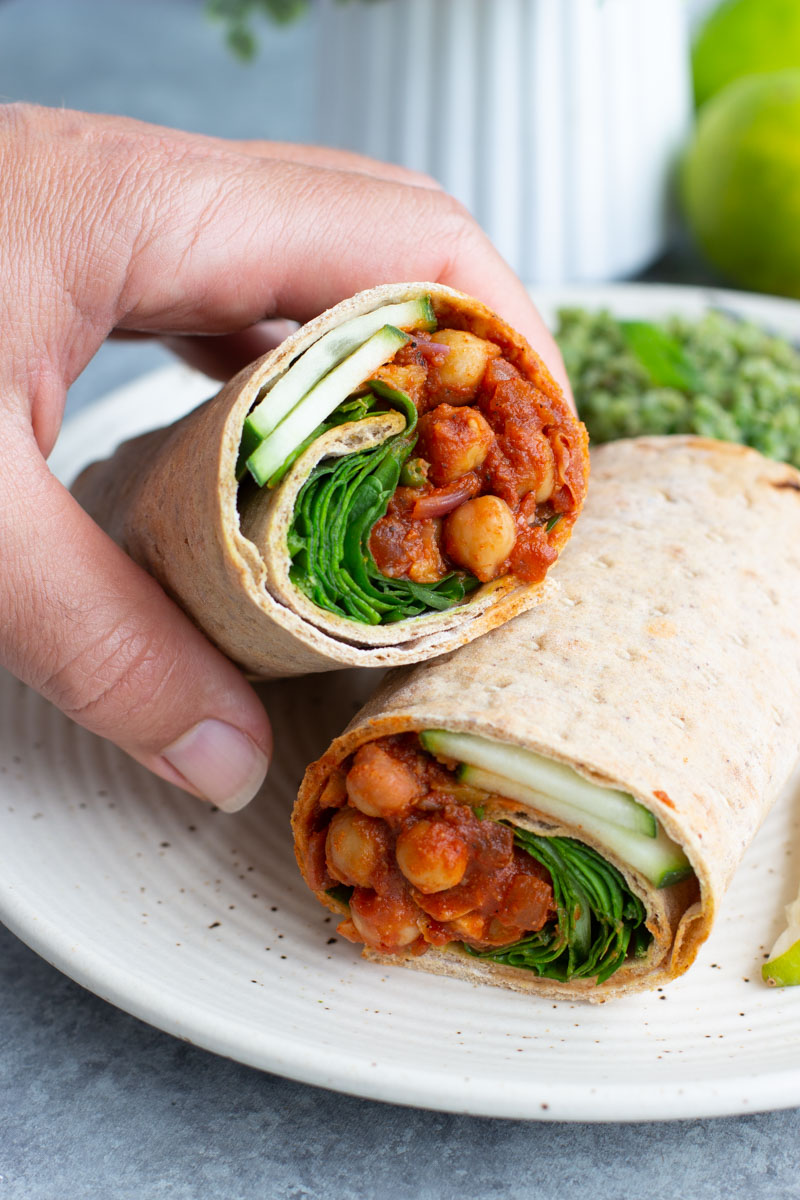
[325, 808, 388, 889]
[503, 429, 556, 502]
[498, 872, 553, 930]
[447, 911, 488, 942]
[413, 887, 476, 922]
[406, 519, 447, 584]
[346, 741, 423, 818]
[431, 329, 501, 397]
[395, 819, 469, 893]
[417, 405, 495, 485]
[533, 436, 556, 503]
[319, 770, 348, 809]
[349, 887, 420, 951]
[443, 495, 516, 582]
[370, 362, 427, 407]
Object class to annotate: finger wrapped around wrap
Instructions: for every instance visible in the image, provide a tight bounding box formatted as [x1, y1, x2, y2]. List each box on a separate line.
[294, 437, 800, 1000]
[72, 283, 587, 678]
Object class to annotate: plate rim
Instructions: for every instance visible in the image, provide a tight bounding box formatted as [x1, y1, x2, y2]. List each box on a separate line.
[16, 280, 800, 1121]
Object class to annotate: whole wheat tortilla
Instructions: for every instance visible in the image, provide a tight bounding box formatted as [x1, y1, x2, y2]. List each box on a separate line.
[294, 436, 800, 1000]
[72, 283, 586, 677]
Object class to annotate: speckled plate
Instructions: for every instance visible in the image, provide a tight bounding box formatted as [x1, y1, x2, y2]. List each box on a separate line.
[3, 284, 800, 1122]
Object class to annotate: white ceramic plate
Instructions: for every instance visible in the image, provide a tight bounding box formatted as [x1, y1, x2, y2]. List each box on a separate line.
[3, 284, 800, 1122]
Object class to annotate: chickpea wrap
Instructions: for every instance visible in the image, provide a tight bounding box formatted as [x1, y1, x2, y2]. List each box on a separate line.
[294, 438, 800, 1000]
[72, 283, 587, 678]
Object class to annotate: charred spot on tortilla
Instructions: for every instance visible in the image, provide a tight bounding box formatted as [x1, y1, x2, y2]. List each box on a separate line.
[653, 790, 676, 809]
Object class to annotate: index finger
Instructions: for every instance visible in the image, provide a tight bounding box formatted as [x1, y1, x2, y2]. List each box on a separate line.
[36, 112, 570, 400]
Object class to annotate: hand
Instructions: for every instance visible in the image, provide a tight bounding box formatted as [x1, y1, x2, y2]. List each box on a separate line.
[0, 103, 572, 812]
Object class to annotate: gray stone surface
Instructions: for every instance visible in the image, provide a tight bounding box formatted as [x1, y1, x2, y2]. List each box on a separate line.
[3, 922, 800, 1200]
[1, 2, 799, 1196]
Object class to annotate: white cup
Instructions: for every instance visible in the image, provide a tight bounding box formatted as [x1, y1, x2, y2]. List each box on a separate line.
[315, 0, 692, 284]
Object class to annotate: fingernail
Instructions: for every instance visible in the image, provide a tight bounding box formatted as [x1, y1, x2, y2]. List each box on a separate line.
[161, 720, 269, 812]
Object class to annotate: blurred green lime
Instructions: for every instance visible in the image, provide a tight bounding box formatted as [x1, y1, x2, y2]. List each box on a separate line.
[682, 70, 800, 298]
[693, 0, 800, 108]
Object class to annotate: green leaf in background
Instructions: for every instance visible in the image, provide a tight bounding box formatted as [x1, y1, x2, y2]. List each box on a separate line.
[555, 307, 800, 469]
[465, 830, 651, 985]
[619, 320, 702, 394]
[207, 0, 385, 58]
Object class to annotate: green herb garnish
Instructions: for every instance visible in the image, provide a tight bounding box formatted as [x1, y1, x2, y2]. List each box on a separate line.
[619, 320, 702, 394]
[556, 307, 800, 468]
[399, 457, 429, 488]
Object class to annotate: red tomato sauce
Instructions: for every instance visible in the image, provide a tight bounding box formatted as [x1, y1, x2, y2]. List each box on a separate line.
[367, 329, 584, 588]
[307, 734, 556, 957]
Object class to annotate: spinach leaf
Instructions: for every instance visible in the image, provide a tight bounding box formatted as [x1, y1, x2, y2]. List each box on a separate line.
[288, 383, 478, 625]
[325, 884, 353, 908]
[464, 830, 651, 985]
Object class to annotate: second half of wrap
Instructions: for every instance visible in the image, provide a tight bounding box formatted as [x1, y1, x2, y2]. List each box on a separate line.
[72, 283, 587, 678]
[294, 436, 800, 1000]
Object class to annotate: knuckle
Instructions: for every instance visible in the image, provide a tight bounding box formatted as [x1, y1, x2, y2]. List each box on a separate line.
[403, 167, 444, 192]
[0, 101, 51, 137]
[428, 188, 482, 250]
[420, 188, 485, 272]
[432, 187, 474, 225]
[41, 622, 177, 740]
[0, 101, 30, 135]
[419, 172, 445, 192]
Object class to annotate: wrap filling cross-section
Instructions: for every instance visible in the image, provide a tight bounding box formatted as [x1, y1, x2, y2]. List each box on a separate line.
[294, 437, 800, 998]
[72, 283, 588, 678]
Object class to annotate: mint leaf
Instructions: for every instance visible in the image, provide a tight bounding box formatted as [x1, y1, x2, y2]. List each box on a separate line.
[620, 320, 702, 393]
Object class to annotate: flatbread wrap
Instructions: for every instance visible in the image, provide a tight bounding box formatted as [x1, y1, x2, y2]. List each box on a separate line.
[294, 437, 800, 999]
[72, 283, 587, 677]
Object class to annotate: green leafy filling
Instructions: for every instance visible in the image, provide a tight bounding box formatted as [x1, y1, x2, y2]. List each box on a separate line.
[287, 381, 478, 625]
[464, 829, 652, 985]
[325, 884, 354, 908]
[325, 827, 651, 986]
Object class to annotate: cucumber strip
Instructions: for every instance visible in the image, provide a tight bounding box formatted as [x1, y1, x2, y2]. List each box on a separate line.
[458, 764, 692, 889]
[246, 325, 410, 487]
[419, 729, 656, 837]
[245, 295, 435, 443]
[762, 887, 800, 987]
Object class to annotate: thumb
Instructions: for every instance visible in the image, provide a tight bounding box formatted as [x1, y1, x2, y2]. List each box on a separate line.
[2, 427, 271, 812]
